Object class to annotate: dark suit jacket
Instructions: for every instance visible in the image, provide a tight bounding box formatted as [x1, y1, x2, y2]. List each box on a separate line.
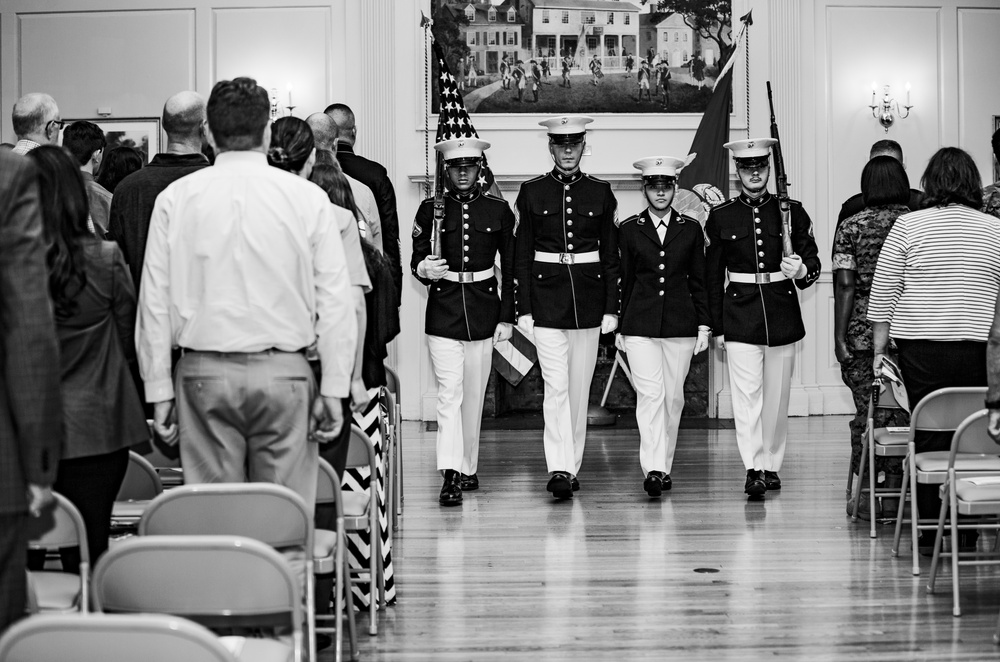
[0, 152, 63, 515]
[618, 209, 709, 338]
[56, 239, 147, 459]
[336, 143, 402, 306]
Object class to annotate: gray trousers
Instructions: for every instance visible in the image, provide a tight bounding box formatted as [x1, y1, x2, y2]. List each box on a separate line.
[176, 350, 319, 513]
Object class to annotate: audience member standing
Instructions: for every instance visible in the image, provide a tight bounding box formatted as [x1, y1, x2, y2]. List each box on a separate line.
[868, 147, 1000, 553]
[305, 112, 382, 251]
[27, 145, 146, 571]
[326, 103, 403, 306]
[137, 77, 357, 512]
[836, 140, 922, 230]
[832, 156, 911, 519]
[983, 128, 1000, 219]
[0, 150, 62, 632]
[62, 121, 111, 237]
[107, 91, 210, 292]
[95, 146, 143, 194]
[10, 93, 62, 155]
[268, 116, 372, 477]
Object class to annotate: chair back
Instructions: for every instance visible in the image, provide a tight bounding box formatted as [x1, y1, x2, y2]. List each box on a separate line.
[117, 451, 163, 501]
[947, 409, 996, 463]
[93, 534, 301, 633]
[383, 364, 400, 401]
[316, 458, 343, 514]
[27, 492, 89, 558]
[909, 387, 988, 437]
[346, 424, 378, 471]
[381, 386, 396, 421]
[0, 613, 237, 662]
[138, 483, 311, 550]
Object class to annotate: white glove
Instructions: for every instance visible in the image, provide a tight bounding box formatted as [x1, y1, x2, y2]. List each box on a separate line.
[614, 334, 626, 352]
[517, 314, 534, 335]
[694, 328, 710, 354]
[780, 254, 806, 279]
[493, 322, 513, 344]
[600, 314, 618, 334]
[416, 256, 449, 280]
[715, 334, 726, 351]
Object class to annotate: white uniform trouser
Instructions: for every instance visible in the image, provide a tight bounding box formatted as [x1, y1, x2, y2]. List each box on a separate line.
[533, 326, 600, 475]
[725, 342, 796, 471]
[622, 336, 696, 476]
[427, 335, 492, 475]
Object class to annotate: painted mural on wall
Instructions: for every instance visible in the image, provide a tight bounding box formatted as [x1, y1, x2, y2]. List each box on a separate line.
[431, 0, 732, 114]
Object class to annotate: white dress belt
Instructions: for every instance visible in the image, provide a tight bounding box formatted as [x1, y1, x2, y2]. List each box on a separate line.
[534, 250, 600, 265]
[441, 268, 493, 283]
[728, 271, 787, 285]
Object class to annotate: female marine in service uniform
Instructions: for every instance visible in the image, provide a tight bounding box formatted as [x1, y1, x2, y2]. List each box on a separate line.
[411, 138, 515, 506]
[616, 157, 710, 496]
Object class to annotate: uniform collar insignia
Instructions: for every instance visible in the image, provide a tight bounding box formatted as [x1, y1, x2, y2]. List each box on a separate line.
[551, 168, 583, 184]
[739, 191, 772, 207]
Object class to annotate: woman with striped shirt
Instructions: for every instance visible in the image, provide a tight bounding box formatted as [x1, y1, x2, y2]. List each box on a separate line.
[868, 146, 1000, 553]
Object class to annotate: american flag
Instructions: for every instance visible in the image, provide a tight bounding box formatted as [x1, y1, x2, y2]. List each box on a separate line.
[433, 40, 497, 192]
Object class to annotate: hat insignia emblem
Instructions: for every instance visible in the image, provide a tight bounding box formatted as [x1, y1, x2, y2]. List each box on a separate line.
[458, 140, 465, 147]
[747, 141, 755, 148]
[561, 118, 568, 124]
[655, 159, 662, 165]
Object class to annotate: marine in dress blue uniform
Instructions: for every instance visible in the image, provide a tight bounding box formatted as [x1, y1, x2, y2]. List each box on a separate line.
[513, 115, 620, 499]
[411, 138, 515, 506]
[617, 156, 711, 497]
[705, 138, 821, 498]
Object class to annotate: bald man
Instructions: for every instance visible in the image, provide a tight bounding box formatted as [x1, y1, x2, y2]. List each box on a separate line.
[108, 91, 210, 291]
[11, 93, 62, 155]
[306, 112, 382, 252]
[325, 103, 402, 306]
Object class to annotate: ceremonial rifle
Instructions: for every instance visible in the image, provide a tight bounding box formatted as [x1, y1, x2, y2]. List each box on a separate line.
[430, 149, 445, 259]
[766, 81, 794, 257]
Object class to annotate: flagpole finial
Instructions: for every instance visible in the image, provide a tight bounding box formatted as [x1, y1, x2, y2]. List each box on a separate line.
[420, 10, 434, 30]
[739, 10, 753, 26]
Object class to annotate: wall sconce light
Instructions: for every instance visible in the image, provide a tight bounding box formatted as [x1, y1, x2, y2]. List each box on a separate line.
[869, 82, 913, 132]
[269, 88, 281, 123]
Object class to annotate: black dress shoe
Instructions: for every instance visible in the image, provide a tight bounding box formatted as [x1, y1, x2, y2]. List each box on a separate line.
[460, 473, 479, 491]
[764, 471, 781, 491]
[644, 471, 666, 497]
[571, 476, 580, 492]
[662, 474, 672, 491]
[744, 469, 766, 498]
[547, 472, 574, 499]
[439, 469, 463, 506]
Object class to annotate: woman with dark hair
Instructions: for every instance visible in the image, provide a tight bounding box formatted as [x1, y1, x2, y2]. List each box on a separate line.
[96, 146, 143, 194]
[833, 155, 911, 519]
[868, 147, 1000, 552]
[25, 145, 147, 571]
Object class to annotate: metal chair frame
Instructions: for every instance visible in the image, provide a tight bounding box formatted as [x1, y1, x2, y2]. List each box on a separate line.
[344, 423, 384, 636]
[26, 491, 90, 614]
[315, 457, 358, 661]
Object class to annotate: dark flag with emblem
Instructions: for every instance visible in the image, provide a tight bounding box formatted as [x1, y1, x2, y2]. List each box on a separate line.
[672, 11, 752, 224]
[433, 40, 499, 194]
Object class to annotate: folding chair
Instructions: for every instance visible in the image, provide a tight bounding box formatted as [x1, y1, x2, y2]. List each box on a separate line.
[138, 483, 319, 661]
[92, 534, 302, 662]
[0, 613, 238, 662]
[26, 492, 89, 614]
[924, 409, 1000, 616]
[850, 376, 909, 537]
[133, 418, 184, 487]
[345, 423, 383, 635]
[890, 386, 993, 575]
[315, 457, 358, 661]
[384, 364, 403, 522]
[111, 451, 163, 529]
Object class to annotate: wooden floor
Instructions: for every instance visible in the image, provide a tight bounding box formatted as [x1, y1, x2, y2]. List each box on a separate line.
[331, 416, 1000, 661]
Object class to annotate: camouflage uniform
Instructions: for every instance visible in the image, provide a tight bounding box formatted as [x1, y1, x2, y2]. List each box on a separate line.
[983, 183, 1000, 220]
[833, 204, 911, 475]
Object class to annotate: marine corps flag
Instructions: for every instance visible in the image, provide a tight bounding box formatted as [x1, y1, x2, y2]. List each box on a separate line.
[433, 40, 498, 194]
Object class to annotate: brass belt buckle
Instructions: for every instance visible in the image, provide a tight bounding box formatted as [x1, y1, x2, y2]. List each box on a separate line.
[457, 272, 474, 283]
[559, 252, 574, 265]
[757, 272, 771, 284]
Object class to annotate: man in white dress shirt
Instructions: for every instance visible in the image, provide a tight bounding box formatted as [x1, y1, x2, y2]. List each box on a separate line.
[137, 77, 356, 512]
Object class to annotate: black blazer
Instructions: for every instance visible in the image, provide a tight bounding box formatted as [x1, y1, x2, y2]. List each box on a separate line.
[411, 190, 515, 341]
[0, 153, 62, 515]
[618, 209, 709, 338]
[336, 143, 402, 306]
[705, 193, 821, 347]
[513, 170, 620, 329]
